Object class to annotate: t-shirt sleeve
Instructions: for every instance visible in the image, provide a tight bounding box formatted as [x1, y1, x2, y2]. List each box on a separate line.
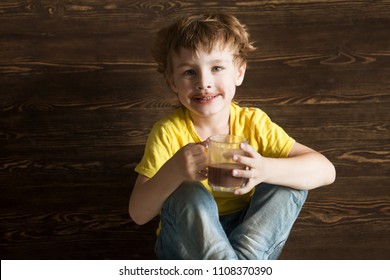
[254, 111, 295, 158]
[135, 123, 173, 178]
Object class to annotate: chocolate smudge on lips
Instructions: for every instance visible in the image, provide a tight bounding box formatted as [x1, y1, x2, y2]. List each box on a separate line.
[192, 94, 219, 104]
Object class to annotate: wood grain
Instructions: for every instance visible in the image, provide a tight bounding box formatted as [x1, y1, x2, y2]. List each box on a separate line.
[1, 0, 389, 260]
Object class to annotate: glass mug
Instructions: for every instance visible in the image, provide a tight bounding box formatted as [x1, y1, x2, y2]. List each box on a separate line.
[207, 134, 248, 192]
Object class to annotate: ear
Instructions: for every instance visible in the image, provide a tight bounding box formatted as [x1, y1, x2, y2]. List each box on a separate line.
[235, 63, 247, 86]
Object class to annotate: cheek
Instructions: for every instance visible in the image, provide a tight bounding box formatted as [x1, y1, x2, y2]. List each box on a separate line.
[217, 76, 237, 90]
[171, 79, 184, 93]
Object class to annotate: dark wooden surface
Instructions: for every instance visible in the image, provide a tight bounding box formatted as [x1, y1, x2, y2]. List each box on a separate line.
[1, 0, 389, 260]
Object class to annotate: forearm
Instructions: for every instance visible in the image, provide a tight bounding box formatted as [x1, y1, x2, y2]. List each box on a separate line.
[263, 151, 336, 190]
[129, 162, 183, 225]
[129, 143, 208, 225]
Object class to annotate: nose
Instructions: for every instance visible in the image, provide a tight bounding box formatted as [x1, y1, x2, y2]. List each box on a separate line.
[196, 71, 212, 90]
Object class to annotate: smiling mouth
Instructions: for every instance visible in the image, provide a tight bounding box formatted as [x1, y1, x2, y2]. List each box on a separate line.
[193, 95, 218, 103]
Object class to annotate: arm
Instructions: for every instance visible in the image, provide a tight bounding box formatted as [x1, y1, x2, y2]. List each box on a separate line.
[233, 142, 336, 195]
[128, 143, 207, 225]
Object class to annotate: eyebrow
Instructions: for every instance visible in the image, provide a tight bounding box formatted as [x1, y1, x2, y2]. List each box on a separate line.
[175, 59, 230, 69]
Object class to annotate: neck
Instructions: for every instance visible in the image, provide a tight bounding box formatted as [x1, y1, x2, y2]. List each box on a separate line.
[190, 107, 230, 141]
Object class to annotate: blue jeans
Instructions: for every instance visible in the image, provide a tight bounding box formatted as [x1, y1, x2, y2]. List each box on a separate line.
[155, 181, 307, 260]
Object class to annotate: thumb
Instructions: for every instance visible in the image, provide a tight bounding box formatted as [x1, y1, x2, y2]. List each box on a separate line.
[198, 140, 208, 149]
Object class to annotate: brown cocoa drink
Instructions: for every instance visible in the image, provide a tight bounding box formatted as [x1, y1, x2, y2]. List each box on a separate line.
[208, 163, 246, 189]
[207, 134, 248, 192]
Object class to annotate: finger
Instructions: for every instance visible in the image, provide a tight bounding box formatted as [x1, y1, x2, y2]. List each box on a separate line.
[194, 152, 208, 165]
[196, 160, 208, 171]
[196, 169, 208, 179]
[232, 168, 253, 179]
[196, 143, 208, 153]
[197, 140, 208, 149]
[234, 181, 254, 195]
[188, 143, 207, 156]
[240, 142, 257, 157]
[195, 163, 208, 180]
[233, 154, 253, 168]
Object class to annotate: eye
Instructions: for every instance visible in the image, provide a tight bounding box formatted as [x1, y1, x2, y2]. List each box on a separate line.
[212, 66, 223, 72]
[183, 69, 196, 76]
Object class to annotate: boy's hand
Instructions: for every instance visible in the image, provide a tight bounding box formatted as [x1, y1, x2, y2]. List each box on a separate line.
[172, 142, 208, 182]
[231, 143, 266, 195]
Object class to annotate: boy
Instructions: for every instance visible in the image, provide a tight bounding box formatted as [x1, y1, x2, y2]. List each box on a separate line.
[129, 13, 336, 259]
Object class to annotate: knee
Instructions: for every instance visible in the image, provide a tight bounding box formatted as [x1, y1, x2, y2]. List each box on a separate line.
[254, 183, 308, 207]
[164, 181, 216, 214]
[277, 186, 308, 207]
[288, 188, 308, 207]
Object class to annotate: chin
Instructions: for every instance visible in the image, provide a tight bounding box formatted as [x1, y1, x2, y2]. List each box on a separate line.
[195, 105, 229, 118]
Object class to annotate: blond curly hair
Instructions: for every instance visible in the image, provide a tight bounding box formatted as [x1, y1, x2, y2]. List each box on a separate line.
[152, 13, 256, 85]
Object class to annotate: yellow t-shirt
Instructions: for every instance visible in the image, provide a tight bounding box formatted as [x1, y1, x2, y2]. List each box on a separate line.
[135, 103, 295, 216]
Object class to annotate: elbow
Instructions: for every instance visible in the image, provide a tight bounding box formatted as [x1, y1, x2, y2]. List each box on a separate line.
[129, 211, 147, 226]
[128, 207, 145, 226]
[128, 204, 151, 225]
[322, 161, 336, 187]
[309, 159, 336, 190]
[131, 216, 148, 226]
[328, 162, 336, 185]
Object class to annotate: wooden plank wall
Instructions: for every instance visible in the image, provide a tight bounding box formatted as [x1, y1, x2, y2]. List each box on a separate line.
[1, 0, 389, 260]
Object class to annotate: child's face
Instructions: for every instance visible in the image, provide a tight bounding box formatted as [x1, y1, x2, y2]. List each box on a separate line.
[170, 44, 246, 120]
